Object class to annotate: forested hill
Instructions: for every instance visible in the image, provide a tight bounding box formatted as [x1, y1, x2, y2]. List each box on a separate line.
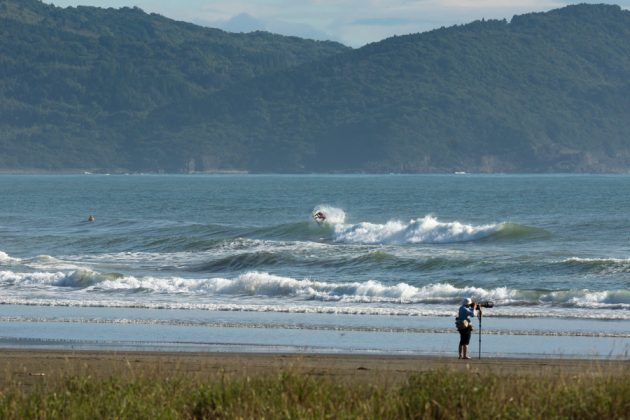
[2, 1, 630, 173]
[0, 0, 348, 171]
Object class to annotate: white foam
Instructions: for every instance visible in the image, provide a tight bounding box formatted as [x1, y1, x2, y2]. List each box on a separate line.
[312, 205, 346, 224]
[333, 215, 500, 244]
[0, 270, 62, 285]
[0, 251, 20, 264]
[565, 257, 630, 263]
[566, 290, 630, 307]
[1, 268, 628, 313]
[0, 269, 107, 288]
[0, 297, 628, 320]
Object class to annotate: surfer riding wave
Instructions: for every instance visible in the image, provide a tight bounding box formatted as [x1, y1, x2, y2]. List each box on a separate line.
[311, 206, 346, 225]
[313, 211, 326, 224]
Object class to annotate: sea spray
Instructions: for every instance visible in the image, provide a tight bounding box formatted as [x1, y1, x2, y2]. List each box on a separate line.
[311, 205, 346, 224]
[333, 215, 500, 244]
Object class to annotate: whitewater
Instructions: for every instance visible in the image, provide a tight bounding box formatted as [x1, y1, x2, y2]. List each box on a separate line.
[0, 174, 628, 357]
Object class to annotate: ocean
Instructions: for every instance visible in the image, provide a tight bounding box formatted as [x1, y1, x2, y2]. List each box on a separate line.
[1, 174, 628, 358]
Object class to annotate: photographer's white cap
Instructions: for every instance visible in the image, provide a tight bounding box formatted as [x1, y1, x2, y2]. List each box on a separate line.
[462, 298, 472, 306]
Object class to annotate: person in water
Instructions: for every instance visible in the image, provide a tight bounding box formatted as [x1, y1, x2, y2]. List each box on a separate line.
[88, 215, 95, 222]
[313, 211, 326, 223]
[456, 297, 480, 359]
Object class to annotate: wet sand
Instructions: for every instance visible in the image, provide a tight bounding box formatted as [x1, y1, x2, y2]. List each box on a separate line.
[1, 349, 627, 389]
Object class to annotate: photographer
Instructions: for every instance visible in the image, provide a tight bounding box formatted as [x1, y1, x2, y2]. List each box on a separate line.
[456, 298, 481, 359]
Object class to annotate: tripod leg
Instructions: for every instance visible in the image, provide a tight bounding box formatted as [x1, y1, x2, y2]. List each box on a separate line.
[478, 313, 482, 359]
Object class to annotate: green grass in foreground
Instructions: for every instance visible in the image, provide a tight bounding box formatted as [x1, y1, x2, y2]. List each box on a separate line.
[1, 369, 628, 419]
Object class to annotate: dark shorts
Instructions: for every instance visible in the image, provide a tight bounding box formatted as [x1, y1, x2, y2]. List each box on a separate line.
[459, 326, 472, 346]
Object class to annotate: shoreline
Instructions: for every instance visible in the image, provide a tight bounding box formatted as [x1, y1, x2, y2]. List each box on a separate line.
[2, 305, 628, 359]
[2, 349, 628, 389]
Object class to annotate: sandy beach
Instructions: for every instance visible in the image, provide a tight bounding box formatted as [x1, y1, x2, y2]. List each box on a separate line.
[2, 349, 627, 390]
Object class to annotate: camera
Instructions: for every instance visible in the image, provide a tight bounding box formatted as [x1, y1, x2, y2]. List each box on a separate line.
[475, 301, 494, 308]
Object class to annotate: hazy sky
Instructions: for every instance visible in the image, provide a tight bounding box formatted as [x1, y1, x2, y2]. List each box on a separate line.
[44, 1, 630, 47]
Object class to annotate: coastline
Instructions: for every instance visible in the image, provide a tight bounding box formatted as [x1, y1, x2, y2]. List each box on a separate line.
[1, 305, 628, 360]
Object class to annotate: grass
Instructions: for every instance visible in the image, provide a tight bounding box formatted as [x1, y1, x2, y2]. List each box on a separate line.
[1, 368, 628, 419]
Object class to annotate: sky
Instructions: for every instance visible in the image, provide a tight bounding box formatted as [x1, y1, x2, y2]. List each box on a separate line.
[44, 0, 630, 47]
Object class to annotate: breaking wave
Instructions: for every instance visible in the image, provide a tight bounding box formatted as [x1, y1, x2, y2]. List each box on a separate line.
[1, 269, 628, 312]
[0, 251, 20, 264]
[0, 269, 118, 288]
[331, 215, 537, 244]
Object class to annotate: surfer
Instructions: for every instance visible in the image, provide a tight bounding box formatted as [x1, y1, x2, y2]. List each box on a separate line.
[313, 211, 326, 224]
[88, 215, 95, 222]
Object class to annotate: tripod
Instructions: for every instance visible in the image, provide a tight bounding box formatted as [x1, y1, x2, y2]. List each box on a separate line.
[478, 308, 483, 359]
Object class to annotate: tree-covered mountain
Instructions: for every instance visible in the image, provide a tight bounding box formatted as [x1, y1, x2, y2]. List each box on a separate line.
[0, 0, 348, 170]
[2, 1, 630, 173]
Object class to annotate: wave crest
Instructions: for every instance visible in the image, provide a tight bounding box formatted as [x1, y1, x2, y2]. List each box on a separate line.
[0, 251, 20, 264]
[0, 269, 115, 288]
[1, 269, 629, 311]
[333, 215, 500, 244]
